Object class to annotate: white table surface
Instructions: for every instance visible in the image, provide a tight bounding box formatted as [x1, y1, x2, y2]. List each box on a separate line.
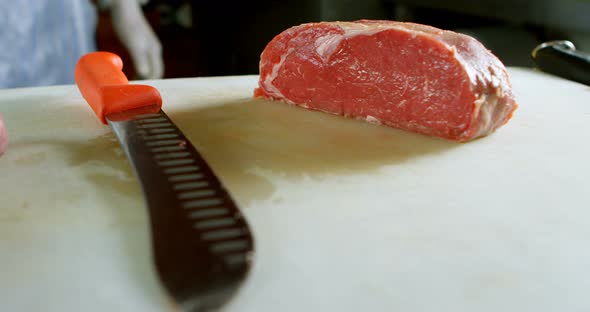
[0, 68, 589, 311]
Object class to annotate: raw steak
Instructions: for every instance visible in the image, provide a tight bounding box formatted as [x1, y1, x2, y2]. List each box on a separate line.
[0, 112, 7, 155]
[254, 20, 518, 142]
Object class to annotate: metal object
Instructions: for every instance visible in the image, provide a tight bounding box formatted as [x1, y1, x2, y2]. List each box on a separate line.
[110, 111, 254, 311]
[75, 52, 254, 311]
[531, 40, 590, 86]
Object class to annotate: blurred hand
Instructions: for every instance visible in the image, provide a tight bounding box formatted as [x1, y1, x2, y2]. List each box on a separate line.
[0, 112, 8, 155]
[110, 0, 164, 79]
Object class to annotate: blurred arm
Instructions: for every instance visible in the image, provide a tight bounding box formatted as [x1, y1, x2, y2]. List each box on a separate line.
[109, 0, 164, 79]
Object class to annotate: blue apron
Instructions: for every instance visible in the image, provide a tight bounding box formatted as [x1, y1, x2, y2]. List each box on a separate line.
[0, 0, 97, 88]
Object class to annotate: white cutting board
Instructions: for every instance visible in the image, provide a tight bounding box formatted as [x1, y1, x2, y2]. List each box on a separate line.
[0, 68, 589, 311]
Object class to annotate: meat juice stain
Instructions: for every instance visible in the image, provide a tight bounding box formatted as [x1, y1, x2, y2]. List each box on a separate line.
[5, 134, 134, 206]
[169, 98, 458, 200]
[72, 126, 271, 209]
[13, 151, 48, 166]
[8, 133, 135, 192]
[5, 98, 457, 210]
[70, 132, 140, 199]
[77, 127, 273, 208]
[68, 133, 150, 230]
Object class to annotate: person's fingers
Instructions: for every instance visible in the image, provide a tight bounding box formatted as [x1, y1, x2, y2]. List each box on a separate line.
[149, 44, 164, 79]
[130, 48, 151, 79]
[132, 30, 162, 79]
[109, 0, 163, 79]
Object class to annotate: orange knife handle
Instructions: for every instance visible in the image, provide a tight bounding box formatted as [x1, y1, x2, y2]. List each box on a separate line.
[74, 52, 162, 124]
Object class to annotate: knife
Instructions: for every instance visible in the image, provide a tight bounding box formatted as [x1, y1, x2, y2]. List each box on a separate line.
[75, 52, 254, 311]
[531, 40, 590, 86]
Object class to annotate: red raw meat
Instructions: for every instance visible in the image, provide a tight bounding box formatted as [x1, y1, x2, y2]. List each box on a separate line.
[254, 20, 518, 142]
[0, 112, 7, 156]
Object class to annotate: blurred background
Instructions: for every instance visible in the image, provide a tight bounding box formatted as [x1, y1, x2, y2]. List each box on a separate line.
[59, 0, 590, 79]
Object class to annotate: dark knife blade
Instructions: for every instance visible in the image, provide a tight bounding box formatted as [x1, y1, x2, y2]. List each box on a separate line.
[75, 52, 254, 312]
